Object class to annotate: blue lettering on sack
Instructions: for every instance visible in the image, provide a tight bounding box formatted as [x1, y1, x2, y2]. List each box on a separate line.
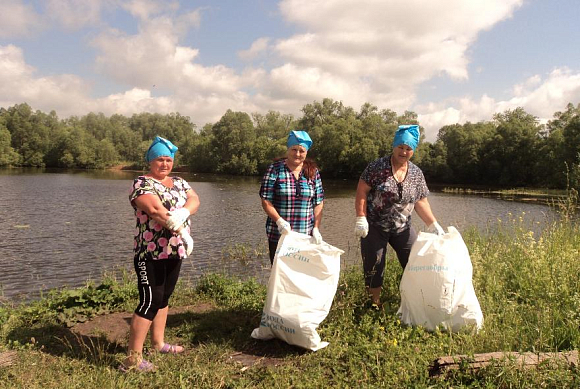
[259, 312, 296, 334]
[407, 265, 449, 272]
[279, 246, 310, 263]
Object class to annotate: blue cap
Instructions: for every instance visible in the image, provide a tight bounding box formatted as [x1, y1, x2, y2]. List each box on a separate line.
[287, 130, 312, 150]
[393, 125, 420, 150]
[145, 136, 178, 162]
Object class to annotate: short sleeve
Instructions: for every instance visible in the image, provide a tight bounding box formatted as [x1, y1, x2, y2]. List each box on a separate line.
[313, 169, 324, 205]
[414, 168, 430, 201]
[130, 177, 157, 203]
[173, 177, 192, 193]
[259, 163, 277, 201]
[360, 159, 380, 187]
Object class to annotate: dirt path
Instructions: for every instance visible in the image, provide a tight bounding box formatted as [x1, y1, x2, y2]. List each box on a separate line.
[70, 303, 285, 368]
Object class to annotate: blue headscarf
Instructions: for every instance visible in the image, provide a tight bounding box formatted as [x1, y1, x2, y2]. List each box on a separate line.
[393, 125, 420, 150]
[145, 136, 178, 162]
[287, 130, 312, 150]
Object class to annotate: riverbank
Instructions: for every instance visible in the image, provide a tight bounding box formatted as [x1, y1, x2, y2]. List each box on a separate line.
[1, 213, 579, 388]
[440, 186, 577, 207]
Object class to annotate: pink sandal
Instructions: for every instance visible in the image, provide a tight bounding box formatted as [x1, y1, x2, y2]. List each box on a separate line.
[158, 343, 184, 354]
[118, 358, 156, 373]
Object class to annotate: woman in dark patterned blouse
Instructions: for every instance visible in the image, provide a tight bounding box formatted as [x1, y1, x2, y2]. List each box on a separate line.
[259, 130, 325, 264]
[121, 136, 199, 372]
[354, 125, 443, 307]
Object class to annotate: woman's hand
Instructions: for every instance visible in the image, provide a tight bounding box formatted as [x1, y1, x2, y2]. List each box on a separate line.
[354, 216, 369, 238]
[178, 229, 194, 256]
[428, 221, 445, 236]
[276, 218, 292, 235]
[166, 208, 190, 231]
[312, 227, 323, 244]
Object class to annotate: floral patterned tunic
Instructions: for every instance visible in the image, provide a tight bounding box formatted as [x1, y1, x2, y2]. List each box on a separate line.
[130, 176, 192, 261]
[360, 156, 429, 233]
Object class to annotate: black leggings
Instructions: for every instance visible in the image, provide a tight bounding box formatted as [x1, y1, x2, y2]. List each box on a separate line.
[360, 224, 417, 288]
[133, 257, 182, 320]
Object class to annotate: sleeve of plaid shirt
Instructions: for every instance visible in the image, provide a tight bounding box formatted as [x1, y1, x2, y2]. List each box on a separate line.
[313, 169, 324, 204]
[259, 163, 277, 201]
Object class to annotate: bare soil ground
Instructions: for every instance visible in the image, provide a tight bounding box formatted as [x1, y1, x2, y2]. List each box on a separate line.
[70, 303, 287, 368]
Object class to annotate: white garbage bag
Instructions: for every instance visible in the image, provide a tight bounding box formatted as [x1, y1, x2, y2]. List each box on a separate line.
[251, 231, 343, 351]
[397, 226, 483, 332]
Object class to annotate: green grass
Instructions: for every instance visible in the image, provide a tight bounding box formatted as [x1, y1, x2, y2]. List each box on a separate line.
[1, 213, 579, 388]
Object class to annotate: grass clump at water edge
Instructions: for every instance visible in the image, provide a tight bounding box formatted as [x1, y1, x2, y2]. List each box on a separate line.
[0, 214, 579, 387]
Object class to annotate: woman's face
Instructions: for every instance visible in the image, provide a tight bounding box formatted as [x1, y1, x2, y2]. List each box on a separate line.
[286, 145, 308, 166]
[149, 156, 174, 179]
[392, 144, 414, 164]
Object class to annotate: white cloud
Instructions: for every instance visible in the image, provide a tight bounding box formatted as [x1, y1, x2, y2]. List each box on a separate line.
[91, 17, 251, 95]
[417, 67, 580, 141]
[120, 0, 179, 20]
[45, 0, 107, 30]
[276, 0, 522, 83]
[0, 0, 43, 38]
[175, 9, 202, 34]
[0, 43, 257, 126]
[6, 0, 578, 141]
[0, 45, 90, 114]
[253, 0, 524, 119]
[238, 37, 270, 61]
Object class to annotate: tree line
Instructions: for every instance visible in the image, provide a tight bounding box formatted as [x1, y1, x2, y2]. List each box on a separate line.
[1, 100, 579, 189]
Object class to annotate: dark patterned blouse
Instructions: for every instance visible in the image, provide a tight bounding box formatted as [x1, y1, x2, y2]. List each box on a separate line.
[360, 156, 429, 233]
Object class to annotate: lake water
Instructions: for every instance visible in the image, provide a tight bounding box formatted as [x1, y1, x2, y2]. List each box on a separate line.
[0, 168, 557, 300]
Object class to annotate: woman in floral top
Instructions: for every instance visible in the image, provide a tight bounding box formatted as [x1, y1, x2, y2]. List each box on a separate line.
[354, 125, 443, 308]
[121, 136, 200, 373]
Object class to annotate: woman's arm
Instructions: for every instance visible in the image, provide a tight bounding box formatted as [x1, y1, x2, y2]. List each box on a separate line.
[414, 197, 437, 226]
[355, 179, 371, 217]
[261, 199, 281, 222]
[313, 201, 323, 228]
[183, 189, 200, 215]
[133, 194, 172, 228]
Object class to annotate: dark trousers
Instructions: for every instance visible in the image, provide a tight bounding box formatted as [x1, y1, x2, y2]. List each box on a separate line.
[360, 224, 417, 288]
[134, 257, 182, 320]
[268, 239, 279, 265]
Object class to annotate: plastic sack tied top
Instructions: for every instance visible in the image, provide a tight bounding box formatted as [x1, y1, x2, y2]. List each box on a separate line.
[251, 231, 344, 351]
[397, 226, 483, 332]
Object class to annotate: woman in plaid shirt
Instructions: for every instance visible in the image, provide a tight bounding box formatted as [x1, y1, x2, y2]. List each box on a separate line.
[259, 130, 325, 264]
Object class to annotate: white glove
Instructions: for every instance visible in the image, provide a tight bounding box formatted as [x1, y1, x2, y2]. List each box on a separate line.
[276, 217, 292, 235]
[179, 229, 194, 256]
[166, 208, 190, 231]
[428, 221, 445, 236]
[354, 216, 369, 238]
[312, 227, 323, 244]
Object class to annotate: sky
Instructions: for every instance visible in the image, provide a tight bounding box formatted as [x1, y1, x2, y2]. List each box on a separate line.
[1, 0, 579, 141]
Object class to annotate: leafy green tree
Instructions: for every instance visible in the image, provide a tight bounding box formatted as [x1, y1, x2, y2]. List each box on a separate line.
[438, 122, 495, 184]
[489, 108, 543, 186]
[81, 112, 112, 140]
[183, 128, 218, 173]
[252, 136, 287, 174]
[210, 110, 258, 174]
[3, 104, 57, 167]
[357, 103, 397, 158]
[415, 140, 452, 183]
[94, 138, 120, 168]
[252, 110, 296, 140]
[562, 116, 580, 189]
[0, 121, 21, 166]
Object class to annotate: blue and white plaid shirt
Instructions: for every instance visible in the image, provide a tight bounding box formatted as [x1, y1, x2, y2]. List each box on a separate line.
[259, 160, 324, 241]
